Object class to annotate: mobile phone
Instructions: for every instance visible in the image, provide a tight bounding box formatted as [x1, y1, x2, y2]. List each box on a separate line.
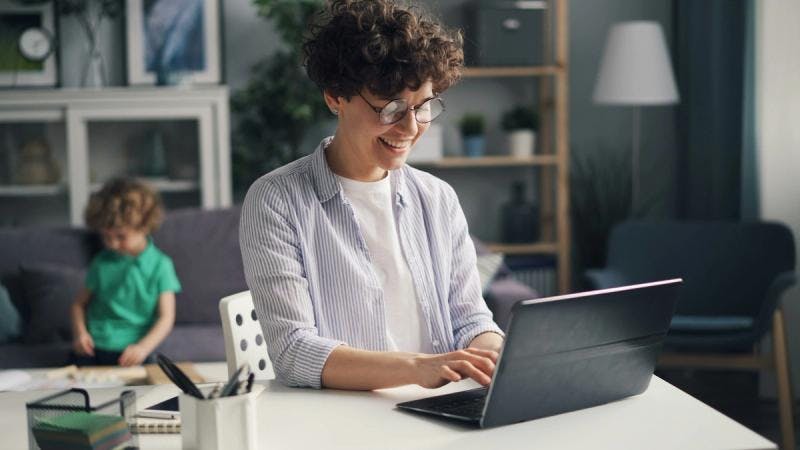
[137, 396, 180, 419]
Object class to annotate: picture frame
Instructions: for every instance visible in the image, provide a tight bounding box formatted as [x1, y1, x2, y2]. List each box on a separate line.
[0, 0, 57, 88]
[126, 0, 221, 85]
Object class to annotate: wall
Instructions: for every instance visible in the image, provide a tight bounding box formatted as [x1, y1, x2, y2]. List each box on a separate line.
[754, 0, 800, 396]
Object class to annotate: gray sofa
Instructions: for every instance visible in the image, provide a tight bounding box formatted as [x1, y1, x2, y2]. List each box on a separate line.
[0, 207, 535, 369]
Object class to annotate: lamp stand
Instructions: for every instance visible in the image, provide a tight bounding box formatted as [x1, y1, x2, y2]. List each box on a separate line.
[631, 106, 641, 215]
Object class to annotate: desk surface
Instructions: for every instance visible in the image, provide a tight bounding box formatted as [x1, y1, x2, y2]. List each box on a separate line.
[1, 366, 774, 450]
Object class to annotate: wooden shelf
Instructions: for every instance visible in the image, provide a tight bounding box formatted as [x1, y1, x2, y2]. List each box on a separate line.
[485, 242, 559, 255]
[0, 184, 65, 196]
[462, 65, 562, 78]
[412, 154, 557, 169]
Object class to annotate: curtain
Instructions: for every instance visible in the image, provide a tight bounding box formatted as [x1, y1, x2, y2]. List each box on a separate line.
[673, 0, 748, 220]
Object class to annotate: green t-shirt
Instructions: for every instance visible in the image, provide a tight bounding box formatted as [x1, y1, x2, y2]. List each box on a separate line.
[85, 239, 181, 351]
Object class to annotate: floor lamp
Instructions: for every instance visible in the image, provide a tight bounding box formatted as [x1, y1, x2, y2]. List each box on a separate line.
[593, 21, 679, 212]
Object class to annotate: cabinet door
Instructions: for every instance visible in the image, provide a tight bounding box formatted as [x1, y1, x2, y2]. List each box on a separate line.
[68, 106, 215, 226]
[0, 109, 69, 227]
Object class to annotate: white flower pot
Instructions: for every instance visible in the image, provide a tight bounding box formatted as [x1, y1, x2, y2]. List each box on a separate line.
[508, 130, 536, 158]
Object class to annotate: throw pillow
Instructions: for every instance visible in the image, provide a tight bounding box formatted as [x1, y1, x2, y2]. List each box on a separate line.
[476, 253, 505, 294]
[20, 263, 85, 344]
[0, 283, 22, 343]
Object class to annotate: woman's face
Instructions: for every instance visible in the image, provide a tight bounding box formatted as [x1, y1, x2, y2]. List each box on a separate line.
[326, 81, 434, 181]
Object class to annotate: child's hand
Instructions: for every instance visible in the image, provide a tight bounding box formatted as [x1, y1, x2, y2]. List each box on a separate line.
[119, 344, 149, 367]
[73, 332, 95, 356]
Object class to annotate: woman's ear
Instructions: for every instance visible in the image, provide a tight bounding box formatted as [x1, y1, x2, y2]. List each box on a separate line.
[323, 90, 344, 116]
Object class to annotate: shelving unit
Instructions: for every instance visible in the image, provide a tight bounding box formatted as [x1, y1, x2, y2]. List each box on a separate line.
[428, 0, 571, 293]
[0, 86, 231, 227]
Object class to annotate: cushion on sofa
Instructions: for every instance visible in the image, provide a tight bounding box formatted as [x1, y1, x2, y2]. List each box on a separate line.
[0, 227, 99, 324]
[0, 283, 22, 343]
[20, 263, 84, 344]
[153, 207, 248, 325]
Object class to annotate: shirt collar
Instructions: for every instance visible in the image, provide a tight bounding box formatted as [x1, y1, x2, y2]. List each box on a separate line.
[311, 136, 409, 208]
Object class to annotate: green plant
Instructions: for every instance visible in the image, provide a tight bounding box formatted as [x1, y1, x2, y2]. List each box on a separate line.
[570, 147, 663, 288]
[459, 113, 485, 137]
[500, 105, 539, 131]
[231, 0, 328, 196]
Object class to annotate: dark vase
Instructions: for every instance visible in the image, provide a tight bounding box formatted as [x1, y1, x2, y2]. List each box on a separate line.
[501, 182, 539, 243]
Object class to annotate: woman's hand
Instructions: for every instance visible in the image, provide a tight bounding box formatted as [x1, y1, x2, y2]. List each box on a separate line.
[118, 343, 149, 367]
[73, 331, 95, 356]
[411, 348, 499, 388]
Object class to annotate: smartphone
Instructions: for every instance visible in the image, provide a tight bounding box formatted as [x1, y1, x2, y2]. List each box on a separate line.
[137, 396, 180, 419]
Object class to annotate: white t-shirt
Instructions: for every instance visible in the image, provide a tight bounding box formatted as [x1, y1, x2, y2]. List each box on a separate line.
[336, 173, 431, 353]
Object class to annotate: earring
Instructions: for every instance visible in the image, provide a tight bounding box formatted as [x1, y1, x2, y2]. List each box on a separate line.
[331, 109, 339, 115]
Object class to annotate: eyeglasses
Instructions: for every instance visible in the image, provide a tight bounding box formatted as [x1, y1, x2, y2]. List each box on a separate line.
[357, 93, 445, 125]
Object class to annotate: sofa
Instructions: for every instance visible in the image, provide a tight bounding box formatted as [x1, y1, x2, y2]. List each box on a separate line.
[0, 206, 536, 369]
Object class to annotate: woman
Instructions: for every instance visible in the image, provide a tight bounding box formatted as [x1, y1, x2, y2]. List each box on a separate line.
[240, 0, 504, 390]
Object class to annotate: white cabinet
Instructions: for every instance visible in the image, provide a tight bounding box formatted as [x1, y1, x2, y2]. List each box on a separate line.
[0, 86, 231, 226]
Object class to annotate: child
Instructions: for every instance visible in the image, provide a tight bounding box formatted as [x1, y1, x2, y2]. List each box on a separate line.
[70, 178, 181, 367]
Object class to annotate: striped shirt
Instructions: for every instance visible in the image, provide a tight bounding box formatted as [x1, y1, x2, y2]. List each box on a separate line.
[240, 137, 504, 388]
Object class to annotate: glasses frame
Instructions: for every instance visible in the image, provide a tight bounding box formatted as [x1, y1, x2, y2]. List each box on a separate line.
[357, 92, 445, 125]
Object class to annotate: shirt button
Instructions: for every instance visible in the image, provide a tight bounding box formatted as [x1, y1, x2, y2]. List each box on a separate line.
[432, 340, 440, 347]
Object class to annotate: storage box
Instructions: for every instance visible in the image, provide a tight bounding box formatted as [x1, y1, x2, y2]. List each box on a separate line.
[467, 0, 547, 66]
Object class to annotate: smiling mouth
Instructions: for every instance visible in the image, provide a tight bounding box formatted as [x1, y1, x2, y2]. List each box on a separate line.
[379, 137, 411, 150]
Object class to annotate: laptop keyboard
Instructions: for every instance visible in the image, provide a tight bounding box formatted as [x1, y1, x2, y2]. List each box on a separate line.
[409, 387, 488, 419]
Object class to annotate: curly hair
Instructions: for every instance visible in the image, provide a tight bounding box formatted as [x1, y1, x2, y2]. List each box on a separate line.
[303, 0, 464, 99]
[84, 178, 163, 233]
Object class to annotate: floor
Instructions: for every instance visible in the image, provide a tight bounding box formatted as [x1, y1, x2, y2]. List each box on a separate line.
[657, 368, 795, 449]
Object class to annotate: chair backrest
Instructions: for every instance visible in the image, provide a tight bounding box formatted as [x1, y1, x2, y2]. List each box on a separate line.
[219, 291, 274, 380]
[606, 221, 795, 319]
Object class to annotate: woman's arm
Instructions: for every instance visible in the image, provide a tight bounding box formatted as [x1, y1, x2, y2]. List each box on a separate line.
[321, 345, 499, 390]
[118, 292, 176, 366]
[468, 331, 504, 353]
[70, 288, 94, 356]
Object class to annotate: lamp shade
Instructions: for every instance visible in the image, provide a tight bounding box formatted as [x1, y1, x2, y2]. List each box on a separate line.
[593, 21, 679, 105]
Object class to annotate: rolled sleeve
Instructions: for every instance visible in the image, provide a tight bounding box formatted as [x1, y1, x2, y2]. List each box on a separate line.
[240, 177, 343, 388]
[443, 186, 505, 349]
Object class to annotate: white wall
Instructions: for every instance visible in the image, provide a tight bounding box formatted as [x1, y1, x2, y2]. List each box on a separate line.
[755, 0, 800, 397]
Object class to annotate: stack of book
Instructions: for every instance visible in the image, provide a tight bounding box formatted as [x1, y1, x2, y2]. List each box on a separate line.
[32, 411, 132, 450]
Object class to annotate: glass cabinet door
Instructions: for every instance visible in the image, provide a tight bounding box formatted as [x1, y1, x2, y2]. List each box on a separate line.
[70, 106, 215, 225]
[0, 111, 69, 227]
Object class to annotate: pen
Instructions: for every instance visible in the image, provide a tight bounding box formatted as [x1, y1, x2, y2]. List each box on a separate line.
[245, 372, 255, 394]
[220, 363, 250, 397]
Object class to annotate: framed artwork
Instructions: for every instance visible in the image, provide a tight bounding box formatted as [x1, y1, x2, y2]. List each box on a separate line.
[0, 1, 57, 87]
[126, 0, 221, 85]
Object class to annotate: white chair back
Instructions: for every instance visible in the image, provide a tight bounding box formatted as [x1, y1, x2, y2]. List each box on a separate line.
[219, 291, 274, 380]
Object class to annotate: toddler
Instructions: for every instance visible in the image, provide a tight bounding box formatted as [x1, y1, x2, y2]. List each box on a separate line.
[70, 178, 181, 367]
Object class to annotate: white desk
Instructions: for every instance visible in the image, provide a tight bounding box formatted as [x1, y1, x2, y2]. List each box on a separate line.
[0, 373, 774, 450]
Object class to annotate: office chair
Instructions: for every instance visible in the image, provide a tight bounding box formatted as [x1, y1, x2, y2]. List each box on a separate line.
[219, 290, 274, 381]
[585, 221, 797, 450]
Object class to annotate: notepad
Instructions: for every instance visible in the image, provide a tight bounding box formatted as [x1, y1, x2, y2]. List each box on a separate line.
[128, 417, 181, 434]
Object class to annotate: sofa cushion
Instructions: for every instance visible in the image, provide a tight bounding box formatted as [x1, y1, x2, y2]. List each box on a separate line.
[0, 283, 22, 343]
[484, 277, 539, 330]
[20, 264, 84, 344]
[0, 227, 98, 324]
[153, 207, 248, 325]
[0, 341, 73, 369]
[156, 325, 226, 362]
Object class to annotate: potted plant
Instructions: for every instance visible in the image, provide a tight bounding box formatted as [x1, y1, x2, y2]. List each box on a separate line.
[501, 105, 539, 158]
[459, 113, 486, 157]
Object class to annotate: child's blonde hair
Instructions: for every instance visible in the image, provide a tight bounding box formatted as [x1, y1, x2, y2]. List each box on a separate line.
[84, 178, 163, 233]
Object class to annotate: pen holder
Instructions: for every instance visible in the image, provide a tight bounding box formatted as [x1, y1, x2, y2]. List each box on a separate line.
[180, 384, 263, 450]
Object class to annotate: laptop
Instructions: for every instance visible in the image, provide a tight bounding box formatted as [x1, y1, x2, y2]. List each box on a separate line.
[396, 279, 682, 428]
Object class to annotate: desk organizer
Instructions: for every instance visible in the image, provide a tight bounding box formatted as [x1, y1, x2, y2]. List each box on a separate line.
[25, 388, 138, 450]
[180, 384, 264, 450]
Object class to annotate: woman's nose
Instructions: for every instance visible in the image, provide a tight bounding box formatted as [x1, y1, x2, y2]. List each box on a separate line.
[395, 109, 418, 135]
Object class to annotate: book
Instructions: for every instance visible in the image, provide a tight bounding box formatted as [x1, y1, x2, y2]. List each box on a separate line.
[31, 411, 132, 450]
